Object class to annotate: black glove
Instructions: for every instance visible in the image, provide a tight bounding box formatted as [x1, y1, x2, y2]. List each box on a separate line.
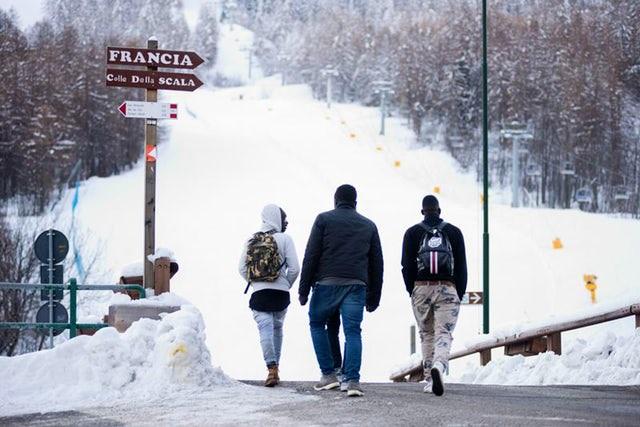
[299, 294, 309, 306]
[366, 304, 378, 313]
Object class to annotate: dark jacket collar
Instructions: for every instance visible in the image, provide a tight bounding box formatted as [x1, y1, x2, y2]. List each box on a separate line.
[423, 214, 442, 226]
[336, 202, 356, 209]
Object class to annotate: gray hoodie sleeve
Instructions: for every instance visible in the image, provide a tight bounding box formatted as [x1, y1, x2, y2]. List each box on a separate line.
[283, 235, 300, 287]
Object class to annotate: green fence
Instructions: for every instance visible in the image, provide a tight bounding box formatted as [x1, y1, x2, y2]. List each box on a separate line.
[0, 279, 146, 338]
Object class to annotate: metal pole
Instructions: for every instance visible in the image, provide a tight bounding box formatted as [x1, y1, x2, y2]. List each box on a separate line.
[48, 229, 53, 348]
[482, 0, 490, 334]
[410, 325, 416, 355]
[512, 136, 520, 207]
[326, 74, 332, 109]
[380, 91, 386, 136]
[69, 278, 77, 338]
[143, 38, 158, 292]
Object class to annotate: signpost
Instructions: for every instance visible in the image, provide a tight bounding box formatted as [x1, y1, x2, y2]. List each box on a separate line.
[106, 69, 203, 91]
[34, 229, 69, 347]
[106, 39, 204, 291]
[461, 291, 484, 305]
[118, 101, 178, 119]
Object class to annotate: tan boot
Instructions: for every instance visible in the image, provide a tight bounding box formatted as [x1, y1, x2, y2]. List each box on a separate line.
[265, 364, 278, 387]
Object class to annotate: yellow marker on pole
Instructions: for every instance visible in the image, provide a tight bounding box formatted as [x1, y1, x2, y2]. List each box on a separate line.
[349, 133, 357, 139]
[376, 145, 383, 151]
[394, 160, 401, 168]
[433, 186, 441, 194]
[583, 274, 598, 304]
[552, 238, 563, 250]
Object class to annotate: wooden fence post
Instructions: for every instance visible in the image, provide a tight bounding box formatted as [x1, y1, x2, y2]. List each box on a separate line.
[154, 257, 171, 295]
[480, 349, 491, 366]
[547, 332, 562, 354]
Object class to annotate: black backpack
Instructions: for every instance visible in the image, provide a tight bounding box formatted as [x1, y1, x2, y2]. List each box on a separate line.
[416, 222, 454, 277]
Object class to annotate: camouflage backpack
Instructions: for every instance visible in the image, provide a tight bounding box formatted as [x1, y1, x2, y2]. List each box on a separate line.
[244, 231, 284, 293]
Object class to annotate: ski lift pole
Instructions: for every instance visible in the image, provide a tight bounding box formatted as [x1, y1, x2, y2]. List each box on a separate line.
[321, 67, 338, 109]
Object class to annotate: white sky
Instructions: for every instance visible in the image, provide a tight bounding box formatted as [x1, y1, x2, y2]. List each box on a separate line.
[0, 0, 207, 31]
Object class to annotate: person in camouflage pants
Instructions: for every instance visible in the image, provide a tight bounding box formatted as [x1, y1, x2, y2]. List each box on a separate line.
[402, 195, 467, 396]
[411, 282, 460, 384]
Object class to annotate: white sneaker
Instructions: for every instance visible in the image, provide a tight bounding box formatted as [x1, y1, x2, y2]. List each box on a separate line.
[423, 380, 433, 393]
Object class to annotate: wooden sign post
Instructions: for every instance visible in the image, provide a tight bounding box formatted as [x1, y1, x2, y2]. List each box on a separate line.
[105, 39, 204, 291]
[144, 37, 158, 291]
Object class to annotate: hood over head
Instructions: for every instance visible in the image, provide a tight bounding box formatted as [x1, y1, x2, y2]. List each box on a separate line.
[261, 204, 282, 232]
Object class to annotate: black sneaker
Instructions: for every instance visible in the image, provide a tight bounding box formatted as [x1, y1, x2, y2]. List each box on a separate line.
[430, 362, 445, 396]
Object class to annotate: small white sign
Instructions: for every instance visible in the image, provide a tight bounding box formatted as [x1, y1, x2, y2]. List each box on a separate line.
[461, 291, 483, 305]
[118, 101, 178, 119]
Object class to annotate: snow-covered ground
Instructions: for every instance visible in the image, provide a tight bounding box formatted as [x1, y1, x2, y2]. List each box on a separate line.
[3, 24, 639, 404]
[458, 328, 640, 386]
[0, 299, 311, 418]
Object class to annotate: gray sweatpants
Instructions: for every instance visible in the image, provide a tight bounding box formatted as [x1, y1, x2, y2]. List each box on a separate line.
[411, 282, 460, 379]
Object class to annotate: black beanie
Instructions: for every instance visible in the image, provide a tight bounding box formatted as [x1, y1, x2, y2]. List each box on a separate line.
[422, 195, 440, 211]
[335, 184, 357, 205]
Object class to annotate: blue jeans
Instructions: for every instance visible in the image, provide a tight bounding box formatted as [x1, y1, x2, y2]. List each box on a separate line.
[252, 309, 287, 367]
[309, 284, 365, 382]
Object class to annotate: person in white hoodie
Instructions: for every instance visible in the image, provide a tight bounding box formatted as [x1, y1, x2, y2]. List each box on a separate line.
[239, 204, 300, 387]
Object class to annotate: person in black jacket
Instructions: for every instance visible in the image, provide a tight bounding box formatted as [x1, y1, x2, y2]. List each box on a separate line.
[299, 184, 383, 397]
[401, 195, 467, 397]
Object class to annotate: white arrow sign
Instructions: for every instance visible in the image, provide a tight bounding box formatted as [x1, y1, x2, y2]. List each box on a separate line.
[118, 101, 178, 119]
[461, 291, 483, 305]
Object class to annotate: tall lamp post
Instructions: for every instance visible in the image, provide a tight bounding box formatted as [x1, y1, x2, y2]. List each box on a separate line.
[482, 0, 490, 334]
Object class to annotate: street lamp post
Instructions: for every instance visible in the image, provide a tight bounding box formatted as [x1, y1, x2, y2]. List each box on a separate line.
[482, 0, 490, 334]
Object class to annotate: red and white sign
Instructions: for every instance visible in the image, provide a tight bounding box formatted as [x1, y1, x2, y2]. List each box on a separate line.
[145, 145, 157, 162]
[118, 101, 178, 119]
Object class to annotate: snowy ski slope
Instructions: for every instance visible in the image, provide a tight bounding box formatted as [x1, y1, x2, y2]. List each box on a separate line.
[63, 26, 640, 382]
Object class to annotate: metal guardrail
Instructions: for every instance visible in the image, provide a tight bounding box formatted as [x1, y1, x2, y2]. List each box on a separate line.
[0, 280, 146, 338]
[391, 302, 640, 382]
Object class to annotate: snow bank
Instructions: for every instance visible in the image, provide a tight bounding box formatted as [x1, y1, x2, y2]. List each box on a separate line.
[0, 305, 230, 416]
[463, 289, 640, 350]
[456, 329, 640, 386]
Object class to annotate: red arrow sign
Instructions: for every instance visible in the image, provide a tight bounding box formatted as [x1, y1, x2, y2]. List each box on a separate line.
[106, 69, 204, 92]
[107, 47, 204, 70]
[118, 102, 127, 116]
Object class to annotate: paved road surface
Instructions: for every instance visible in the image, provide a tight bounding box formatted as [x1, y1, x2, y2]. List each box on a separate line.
[1, 382, 639, 426]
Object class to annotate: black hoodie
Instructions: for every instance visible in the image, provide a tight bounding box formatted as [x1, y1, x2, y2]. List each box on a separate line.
[401, 215, 467, 299]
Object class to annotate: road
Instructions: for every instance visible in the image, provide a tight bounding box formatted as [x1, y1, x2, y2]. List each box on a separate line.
[1, 382, 639, 426]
